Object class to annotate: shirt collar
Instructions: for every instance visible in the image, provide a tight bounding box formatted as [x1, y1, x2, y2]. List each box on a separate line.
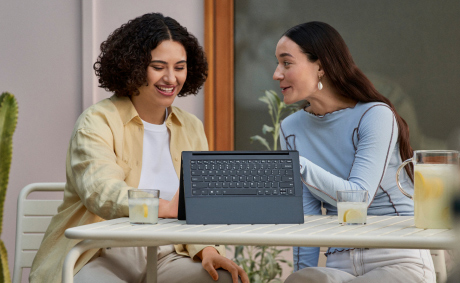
[110, 95, 183, 127]
[110, 95, 141, 125]
[167, 106, 184, 127]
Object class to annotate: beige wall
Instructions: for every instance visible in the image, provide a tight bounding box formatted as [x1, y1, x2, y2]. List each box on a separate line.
[0, 0, 204, 281]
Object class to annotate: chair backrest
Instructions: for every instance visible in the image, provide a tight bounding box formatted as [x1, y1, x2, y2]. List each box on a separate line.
[13, 182, 65, 283]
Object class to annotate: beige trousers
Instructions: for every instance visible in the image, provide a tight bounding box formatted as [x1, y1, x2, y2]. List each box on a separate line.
[74, 246, 237, 283]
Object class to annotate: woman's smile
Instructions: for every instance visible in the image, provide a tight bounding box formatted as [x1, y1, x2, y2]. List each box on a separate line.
[155, 85, 176, 96]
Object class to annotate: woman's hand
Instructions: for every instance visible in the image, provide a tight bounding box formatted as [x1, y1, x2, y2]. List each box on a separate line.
[158, 189, 179, 218]
[197, 247, 249, 283]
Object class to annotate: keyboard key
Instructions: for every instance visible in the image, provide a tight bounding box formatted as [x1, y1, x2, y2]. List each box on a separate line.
[191, 177, 203, 182]
[280, 182, 294, 188]
[288, 188, 295, 195]
[215, 189, 223, 195]
[201, 189, 209, 195]
[282, 176, 294, 181]
[283, 164, 293, 169]
[223, 189, 257, 195]
[192, 189, 200, 195]
[192, 182, 208, 188]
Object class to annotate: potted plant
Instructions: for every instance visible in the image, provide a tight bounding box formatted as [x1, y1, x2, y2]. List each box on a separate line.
[229, 90, 298, 282]
[0, 92, 19, 283]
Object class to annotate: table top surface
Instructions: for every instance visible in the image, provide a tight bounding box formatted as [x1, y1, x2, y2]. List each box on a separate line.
[65, 215, 456, 250]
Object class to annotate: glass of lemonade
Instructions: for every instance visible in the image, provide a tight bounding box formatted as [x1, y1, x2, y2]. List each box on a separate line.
[337, 190, 368, 225]
[128, 189, 160, 225]
[397, 150, 460, 229]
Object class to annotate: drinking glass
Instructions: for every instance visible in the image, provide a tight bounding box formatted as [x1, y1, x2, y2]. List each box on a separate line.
[337, 190, 368, 225]
[128, 189, 160, 225]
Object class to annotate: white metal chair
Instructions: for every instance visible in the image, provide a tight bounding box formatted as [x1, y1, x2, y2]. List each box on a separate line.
[431, 249, 447, 283]
[13, 182, 65, 283]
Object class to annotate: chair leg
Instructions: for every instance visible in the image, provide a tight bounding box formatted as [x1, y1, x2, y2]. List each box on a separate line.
[431, 250, 447, 283]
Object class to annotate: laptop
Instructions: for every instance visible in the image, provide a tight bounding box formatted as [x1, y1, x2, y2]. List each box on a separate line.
[178, 150, 304, 224]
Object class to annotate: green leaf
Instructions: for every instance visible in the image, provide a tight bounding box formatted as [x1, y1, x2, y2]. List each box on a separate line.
[262, 125, 274, 135]
[250, 135, 271, 151]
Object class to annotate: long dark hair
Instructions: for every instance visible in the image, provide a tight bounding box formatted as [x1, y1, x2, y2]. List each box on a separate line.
[284, 21, 413, 180]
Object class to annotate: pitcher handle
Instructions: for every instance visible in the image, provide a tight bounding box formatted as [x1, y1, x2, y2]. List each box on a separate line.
[396, 158, 414, 200]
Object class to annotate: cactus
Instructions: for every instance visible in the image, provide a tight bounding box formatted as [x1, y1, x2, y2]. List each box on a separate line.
[0, 92, 18, 283]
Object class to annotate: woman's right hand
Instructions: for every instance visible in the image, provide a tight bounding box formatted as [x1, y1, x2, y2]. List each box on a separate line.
[158, 188, 179, 218]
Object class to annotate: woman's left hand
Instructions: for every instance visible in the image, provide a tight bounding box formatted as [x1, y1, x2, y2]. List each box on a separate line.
[197, 247, 249, 283]
[158, 189, 179, 218]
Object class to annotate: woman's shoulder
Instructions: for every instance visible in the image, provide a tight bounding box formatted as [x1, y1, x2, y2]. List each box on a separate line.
[74, 97, 122, 133]
[355, 102, 394, 121]
[281, 109, 304, 127]
[170, 106, 204, 128]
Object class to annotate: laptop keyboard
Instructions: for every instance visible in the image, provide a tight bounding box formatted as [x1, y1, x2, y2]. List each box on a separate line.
[189, 159, 295, 196]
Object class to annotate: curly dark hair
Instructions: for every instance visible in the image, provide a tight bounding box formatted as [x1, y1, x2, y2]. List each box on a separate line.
[93, 13, 208, 97]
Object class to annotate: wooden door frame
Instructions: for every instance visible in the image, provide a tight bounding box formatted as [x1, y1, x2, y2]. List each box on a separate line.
[204, 0, 234, 151]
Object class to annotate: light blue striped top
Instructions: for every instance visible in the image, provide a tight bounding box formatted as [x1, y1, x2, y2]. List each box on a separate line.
[280, 101, 414, 265]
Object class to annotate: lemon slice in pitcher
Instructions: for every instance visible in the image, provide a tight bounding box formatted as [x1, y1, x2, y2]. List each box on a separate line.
[143, 203, 148, 217]
[343, 209, 363, 223]
[414, 171, 444, 199]
[414, 171, 428, 200]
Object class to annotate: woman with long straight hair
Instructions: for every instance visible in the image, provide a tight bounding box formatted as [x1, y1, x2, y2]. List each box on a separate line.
[274, 21, 435, 282]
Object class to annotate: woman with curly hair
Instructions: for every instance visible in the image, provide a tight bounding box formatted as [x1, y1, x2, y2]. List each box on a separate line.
[30, 13, 248, 283]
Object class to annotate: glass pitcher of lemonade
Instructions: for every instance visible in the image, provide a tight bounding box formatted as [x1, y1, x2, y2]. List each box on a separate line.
[396, 150, 459, 229]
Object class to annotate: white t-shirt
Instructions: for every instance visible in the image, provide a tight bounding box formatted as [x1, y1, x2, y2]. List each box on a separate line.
[138, 109, 179, 201]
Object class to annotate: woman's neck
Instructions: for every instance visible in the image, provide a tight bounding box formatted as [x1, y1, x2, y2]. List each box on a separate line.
[305, 89, 357, 116]
[130, 96, 167, 124]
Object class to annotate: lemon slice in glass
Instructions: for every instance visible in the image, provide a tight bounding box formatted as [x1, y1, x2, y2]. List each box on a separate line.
[343, 209, 363, 223]
[143, 203, 148, 217]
